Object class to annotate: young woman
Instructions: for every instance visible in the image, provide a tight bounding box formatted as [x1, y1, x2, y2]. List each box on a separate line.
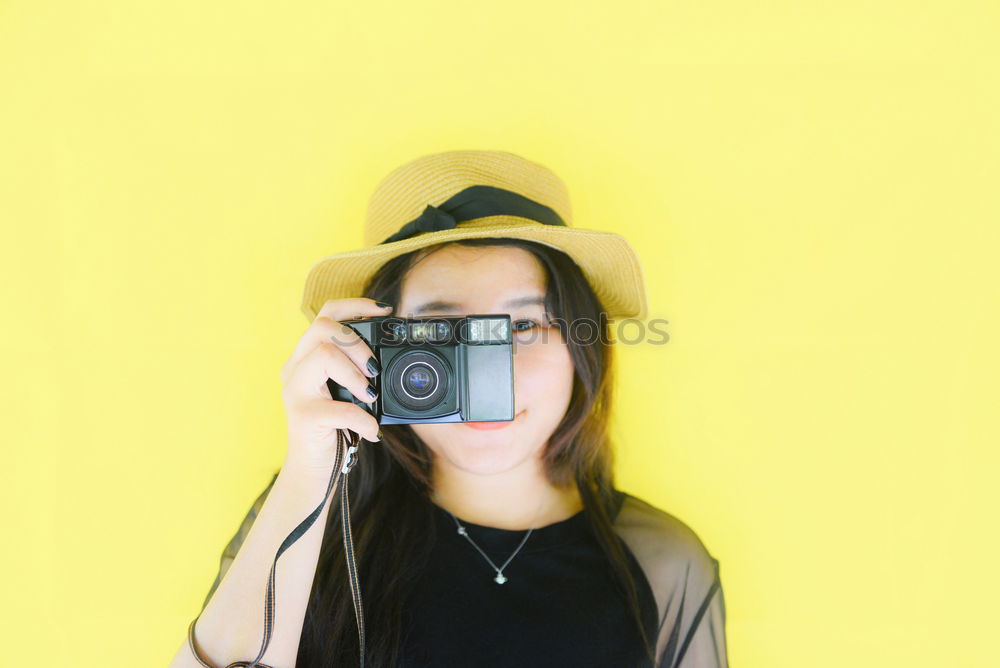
[171, 151, 728, 668]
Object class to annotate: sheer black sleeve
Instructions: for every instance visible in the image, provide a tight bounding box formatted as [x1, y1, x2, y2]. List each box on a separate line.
[613, 494, 729, 668]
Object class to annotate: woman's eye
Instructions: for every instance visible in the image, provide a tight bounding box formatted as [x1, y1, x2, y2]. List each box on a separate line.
[513, 319, 539, 333]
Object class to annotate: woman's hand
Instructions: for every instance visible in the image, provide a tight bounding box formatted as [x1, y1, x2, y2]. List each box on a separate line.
[279, 298, 393, 475]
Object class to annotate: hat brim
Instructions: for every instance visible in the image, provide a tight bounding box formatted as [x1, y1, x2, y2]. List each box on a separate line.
[300, 216, 649, 322]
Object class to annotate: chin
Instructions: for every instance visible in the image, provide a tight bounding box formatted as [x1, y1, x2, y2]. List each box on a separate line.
[440, 446, 535, 475]
[430, 427, 547, 474]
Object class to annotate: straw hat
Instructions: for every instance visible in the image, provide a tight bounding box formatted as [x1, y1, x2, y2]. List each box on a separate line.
[300, 150, 649, 321]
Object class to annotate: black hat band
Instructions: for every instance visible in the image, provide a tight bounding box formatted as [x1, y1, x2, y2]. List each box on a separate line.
[379, 184, 567, 245]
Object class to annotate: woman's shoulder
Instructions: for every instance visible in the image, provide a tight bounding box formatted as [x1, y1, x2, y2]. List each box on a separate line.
[611, 490, 721, 585]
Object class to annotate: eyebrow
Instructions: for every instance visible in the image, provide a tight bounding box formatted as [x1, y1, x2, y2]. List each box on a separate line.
[411, 295, 547, 314]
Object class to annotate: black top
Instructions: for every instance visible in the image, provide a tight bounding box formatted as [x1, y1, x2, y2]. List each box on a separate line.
[203, 478, 729, 668]
[397, 496, 660, 668]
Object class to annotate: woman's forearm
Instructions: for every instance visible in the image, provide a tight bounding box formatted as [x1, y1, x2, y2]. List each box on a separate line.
[169, 465, 339, 667]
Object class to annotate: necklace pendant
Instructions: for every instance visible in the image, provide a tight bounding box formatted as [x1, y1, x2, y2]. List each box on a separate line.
[494, 573, 507, 584]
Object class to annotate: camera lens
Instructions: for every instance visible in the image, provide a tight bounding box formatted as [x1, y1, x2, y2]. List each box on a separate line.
[386, 350, 450, 412]
[404, 365, 435, 397]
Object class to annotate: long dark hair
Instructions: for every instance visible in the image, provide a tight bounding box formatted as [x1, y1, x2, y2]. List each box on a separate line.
[296, 237, 655, 667]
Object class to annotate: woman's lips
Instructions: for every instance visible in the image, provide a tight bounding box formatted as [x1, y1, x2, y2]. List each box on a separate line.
[464, 410, 524, 430]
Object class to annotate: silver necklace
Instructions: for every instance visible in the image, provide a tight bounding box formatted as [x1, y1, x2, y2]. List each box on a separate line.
[437, 497, 545, 585]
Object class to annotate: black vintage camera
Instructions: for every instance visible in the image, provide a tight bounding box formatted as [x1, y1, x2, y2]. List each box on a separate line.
[326, 314, 515, 425]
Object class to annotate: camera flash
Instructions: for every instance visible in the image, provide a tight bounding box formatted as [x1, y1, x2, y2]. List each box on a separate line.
[467, 317, 510, 344]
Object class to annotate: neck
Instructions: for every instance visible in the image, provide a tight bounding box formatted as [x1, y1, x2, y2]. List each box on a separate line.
[430, 457, 583, 531]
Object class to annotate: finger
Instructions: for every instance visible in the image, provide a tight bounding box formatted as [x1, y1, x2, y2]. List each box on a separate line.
[318, 317, 383, 378]
[316, 297, 392, 323]
[283, 316, 378, 389]
[283, 339, 378, 405]
[298, 396, 381, 442]
[282, 298, 392, 385]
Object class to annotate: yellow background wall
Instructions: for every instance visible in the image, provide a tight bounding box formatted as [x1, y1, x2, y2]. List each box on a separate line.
[2, 1, 997, 665]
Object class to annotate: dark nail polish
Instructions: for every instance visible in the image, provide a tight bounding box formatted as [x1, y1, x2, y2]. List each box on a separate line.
[375, 301, 392, 309]
[366, 381, 377, 400]
[366, 356, 381, 376]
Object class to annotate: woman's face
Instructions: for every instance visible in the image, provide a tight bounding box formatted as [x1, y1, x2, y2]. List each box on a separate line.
[396, 243, 575, 476]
